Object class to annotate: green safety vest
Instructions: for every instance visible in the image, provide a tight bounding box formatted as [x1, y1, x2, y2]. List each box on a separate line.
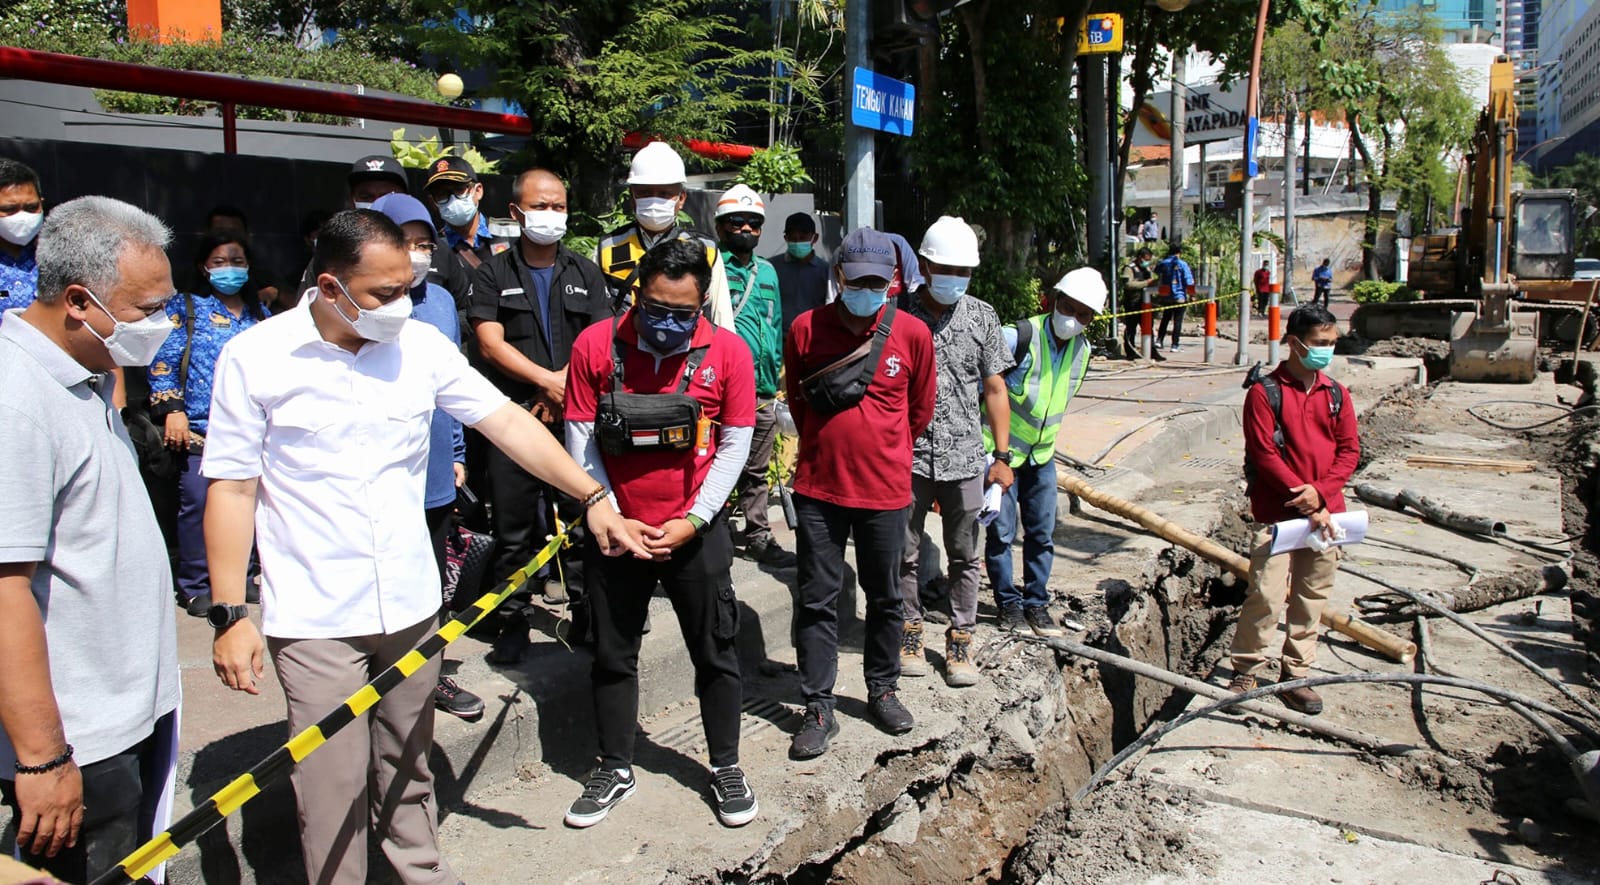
[984, 314, 1089, 467]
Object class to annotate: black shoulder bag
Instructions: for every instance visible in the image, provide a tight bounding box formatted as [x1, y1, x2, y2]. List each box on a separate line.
[800, 302, 897, 416]
[594, 313, 711, 455]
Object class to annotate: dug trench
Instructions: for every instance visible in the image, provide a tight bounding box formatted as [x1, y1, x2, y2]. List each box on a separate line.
[778, 373, 1600, 884]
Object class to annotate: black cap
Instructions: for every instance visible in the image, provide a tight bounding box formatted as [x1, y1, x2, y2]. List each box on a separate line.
[348, 155, 408, 191]
[784, 211, 817, 234]
[424, 156, 478, 189]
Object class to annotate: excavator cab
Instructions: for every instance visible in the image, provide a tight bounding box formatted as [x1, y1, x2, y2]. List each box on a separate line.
[1512, 190, 1577, 281]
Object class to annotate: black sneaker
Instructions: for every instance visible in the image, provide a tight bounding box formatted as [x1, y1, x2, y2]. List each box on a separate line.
[564, 767, 636, 828]
[710, 765, 759, 827]
[746, 537, 797, 569]
[789, 703, 839, 760]
[1024, 606, 1065, 638]
[998, 604, 1027, 633]
[433, 676, 486, 721]
[867, 691, 915, 735]
[183, 593, 213, 619]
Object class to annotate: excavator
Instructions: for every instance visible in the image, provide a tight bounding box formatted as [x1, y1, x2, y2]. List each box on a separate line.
[1351, 57, 1589, 383]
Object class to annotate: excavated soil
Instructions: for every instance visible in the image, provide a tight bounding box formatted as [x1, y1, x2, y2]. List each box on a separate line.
[1002, 781, 1216, 884]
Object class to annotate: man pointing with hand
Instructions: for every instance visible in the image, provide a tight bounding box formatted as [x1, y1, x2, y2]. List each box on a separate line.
[202, 210, 648, 885]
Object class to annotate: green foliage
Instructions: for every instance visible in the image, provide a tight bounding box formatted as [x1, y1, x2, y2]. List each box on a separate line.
[389, 129, 500, 174]
[736, 143, 812, 195]
[915, 7, 1087, 293]
[974, 263, 1044, 326]
[0, 4, 441, 124]
[1350, 280, 1417, 303]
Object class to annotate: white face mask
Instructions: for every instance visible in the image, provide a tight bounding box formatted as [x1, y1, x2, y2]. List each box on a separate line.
[1051, 311, 1084, 340]
[352, 201, 376, 211]
[0, 210, 43, 246]
[334, 278, 410, 342]
[83, 287, 173, 366]
[520, 209, 568, 246]
[634, 196, 679, 231]
[408, 251, 431, 289]
[438, 194, 478, 228]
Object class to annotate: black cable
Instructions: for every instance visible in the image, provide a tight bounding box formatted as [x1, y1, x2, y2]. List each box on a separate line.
[1466, 399, 1600, 431]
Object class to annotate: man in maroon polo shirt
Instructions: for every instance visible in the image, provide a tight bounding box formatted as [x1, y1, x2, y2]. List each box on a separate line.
[563, 240, 759, 828]
[1228, 304, 1360, 715]
[784, 227, 936, 760]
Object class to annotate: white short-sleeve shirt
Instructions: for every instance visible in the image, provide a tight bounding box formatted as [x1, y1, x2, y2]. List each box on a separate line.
[202, 306, 509, 639]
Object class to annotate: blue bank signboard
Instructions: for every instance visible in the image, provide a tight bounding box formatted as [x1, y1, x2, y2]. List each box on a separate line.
[850, 66, 915, 137]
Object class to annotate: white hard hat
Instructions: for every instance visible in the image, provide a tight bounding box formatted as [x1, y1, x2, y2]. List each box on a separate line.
[1053, 267, 1108, 314]
[627, 141, 687, 186]
[917, 215, 981, 268]
[715, 184, 765, 219]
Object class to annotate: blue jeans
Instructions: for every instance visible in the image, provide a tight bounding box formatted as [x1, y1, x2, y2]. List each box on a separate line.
[984, 459, 1057, 610]
[175, 449, 211, 602]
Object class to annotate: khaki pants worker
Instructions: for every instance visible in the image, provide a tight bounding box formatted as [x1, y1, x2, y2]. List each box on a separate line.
[1230, 527, 1339, 678]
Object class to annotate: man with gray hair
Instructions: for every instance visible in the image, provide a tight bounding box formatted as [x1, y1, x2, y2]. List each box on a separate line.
[0, 196, 182, 883]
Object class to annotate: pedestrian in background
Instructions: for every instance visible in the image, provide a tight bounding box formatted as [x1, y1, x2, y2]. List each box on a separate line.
[1312, 258, 1334, 308]
[147, 229, 270, 618]
[771, 211, 830, 329]
[1154, 245, 1195, 356]
[1253, 260, 1273, 316]
[1120, 247, 1154, 359]
[0, 158, 45, 322]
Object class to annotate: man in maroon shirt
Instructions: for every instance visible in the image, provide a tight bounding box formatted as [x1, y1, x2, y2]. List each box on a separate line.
[563, 241, 759, 828]
[1228, 304, 1360, 715]
[784, 228, 936, 759]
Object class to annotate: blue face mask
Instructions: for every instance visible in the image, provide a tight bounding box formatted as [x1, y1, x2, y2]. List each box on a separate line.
[208, 266, 249, 296]
[786, 241, 814, 259]
[927, 273, 969, 305]
[1298, 342, 1335, 371]
[438, 194, 477, 228]
[638, 303, 700, 351]
[840, 285, 888, 318]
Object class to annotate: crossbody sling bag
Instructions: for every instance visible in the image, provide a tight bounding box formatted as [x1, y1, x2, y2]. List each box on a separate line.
[595, 312, 711, 455]
[800, 302, 897, 416]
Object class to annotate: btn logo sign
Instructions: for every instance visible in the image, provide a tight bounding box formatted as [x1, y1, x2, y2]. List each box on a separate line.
[1077, 13, 1123, 54]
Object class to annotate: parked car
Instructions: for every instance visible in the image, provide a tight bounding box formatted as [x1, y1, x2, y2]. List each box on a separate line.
[1575, 257, 1600, 281]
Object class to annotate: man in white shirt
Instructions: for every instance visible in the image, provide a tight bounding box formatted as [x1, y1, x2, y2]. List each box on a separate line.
[203, 210, 648, 885]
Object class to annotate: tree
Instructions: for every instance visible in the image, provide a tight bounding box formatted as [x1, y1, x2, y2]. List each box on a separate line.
[1313, 5, 1474, 279]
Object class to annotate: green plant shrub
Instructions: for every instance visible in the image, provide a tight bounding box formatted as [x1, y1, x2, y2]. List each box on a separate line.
[973, 264, 1043, 326]
[736, 143, 812, 195]
[1351, 280, 1410, 304]
[390, 129, 500, 174]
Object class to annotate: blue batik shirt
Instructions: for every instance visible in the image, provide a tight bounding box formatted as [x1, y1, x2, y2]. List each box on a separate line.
[148, 293, 269, 434]
[0, 242, 39, 323]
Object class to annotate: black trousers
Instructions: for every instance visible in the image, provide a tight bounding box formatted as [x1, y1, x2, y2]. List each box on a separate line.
[1, 732, 157, 885]
[793, 493, 909, 709]
[1156, 300, 1186, 347]
[1121, 315, 1140, 358]
[585, 516, 743, 769]
[485, 445, 585, 619]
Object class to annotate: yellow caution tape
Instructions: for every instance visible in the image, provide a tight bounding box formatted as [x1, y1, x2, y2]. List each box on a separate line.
[1094, 288, 1251, 323]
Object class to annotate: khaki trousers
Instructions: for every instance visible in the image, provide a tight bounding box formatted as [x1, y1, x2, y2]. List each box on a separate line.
[1229, 527, 1339, 679]
[268, 615, 455, 885]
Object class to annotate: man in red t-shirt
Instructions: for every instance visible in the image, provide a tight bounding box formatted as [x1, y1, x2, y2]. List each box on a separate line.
[783, 227, 936, 760]
[1252, 261, 1272, 316]
[1228, 304, 1360, 715]
[562, 240, 758, 828]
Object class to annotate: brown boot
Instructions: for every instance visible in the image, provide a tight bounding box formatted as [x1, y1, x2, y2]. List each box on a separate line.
[1226, 672, 1258, 694]
[944, 628, 979, 687]
[900, 621, 928, 677]
[1278, 673, 1323, 715]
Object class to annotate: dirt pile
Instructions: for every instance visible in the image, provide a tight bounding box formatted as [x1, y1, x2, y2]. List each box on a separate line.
[1003, 781, 1216, 884]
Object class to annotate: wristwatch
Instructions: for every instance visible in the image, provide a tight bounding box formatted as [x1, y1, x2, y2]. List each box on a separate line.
[992, 449, 1013, 464]
[208, 603, 251, 629]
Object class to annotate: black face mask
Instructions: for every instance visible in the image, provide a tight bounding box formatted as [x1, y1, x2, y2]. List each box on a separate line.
[723, 232, 760, 252]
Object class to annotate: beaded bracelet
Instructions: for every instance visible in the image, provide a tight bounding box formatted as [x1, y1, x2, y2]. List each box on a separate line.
[582, 485, 609, 510]
[14, 744, 73, 775]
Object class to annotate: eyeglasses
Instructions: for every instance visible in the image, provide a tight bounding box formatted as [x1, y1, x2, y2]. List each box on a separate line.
[722, 215, 763, 231]
[637, 299, 701, 323]
[431, 185, 474, 204]
[407, 241, 438, 255]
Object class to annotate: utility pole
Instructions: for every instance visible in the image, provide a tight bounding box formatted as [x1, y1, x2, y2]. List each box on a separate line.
[1236, 0, 1270, 366]
[1084, 53, 1110, 269]
[1283, 99, 1297, 307]
[844, 0, 874, 232]
[1107, 53, 1122, 317]
[1168, 51, 1186, 246]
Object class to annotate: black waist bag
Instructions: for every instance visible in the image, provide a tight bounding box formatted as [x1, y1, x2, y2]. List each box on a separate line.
[800, 302, 896, 416]
[595, 313, 710, 455]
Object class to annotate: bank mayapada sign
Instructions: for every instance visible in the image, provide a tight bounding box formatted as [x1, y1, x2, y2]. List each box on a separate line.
[1130, 82, 1247, 148]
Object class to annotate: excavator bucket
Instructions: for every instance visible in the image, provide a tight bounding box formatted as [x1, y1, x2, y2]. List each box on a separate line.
[1447, 311, 1538, 383]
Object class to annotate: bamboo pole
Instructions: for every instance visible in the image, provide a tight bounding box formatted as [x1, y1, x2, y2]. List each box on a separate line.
[1058, 472, 1416, 663]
